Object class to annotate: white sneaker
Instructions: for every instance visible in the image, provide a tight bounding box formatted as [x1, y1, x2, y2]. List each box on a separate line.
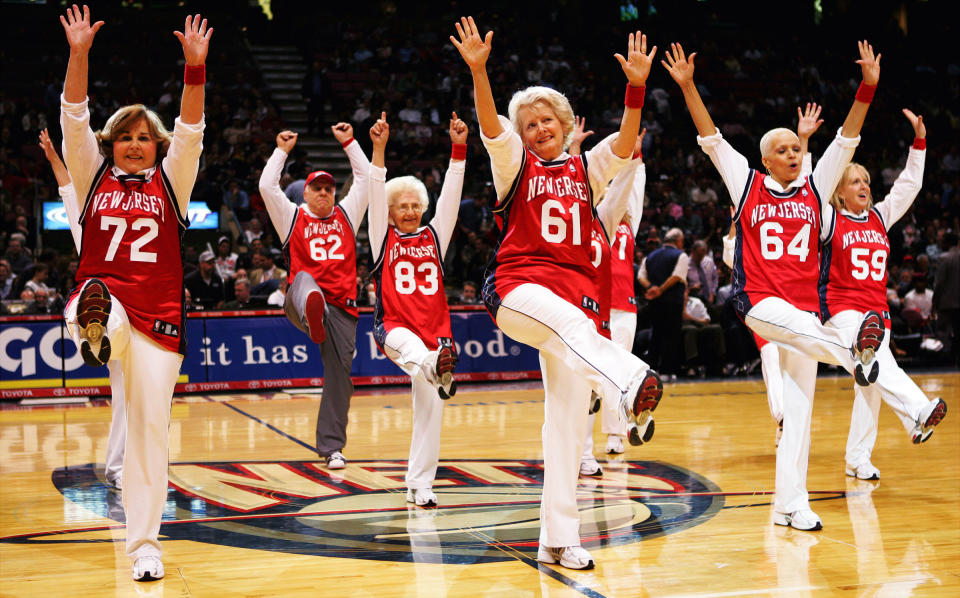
[773, 509, 822, 531]
[107, 475, 122, 490]
[406, 487, 438, 507]
[605, 434, 625, 454]
[911, 398, 947, 444]
[845, 461, 880, 480]
[537, 545, 595, 570]
[579, 457, 603, 477]
[325, 451, 346, 470]
[132, 555, 164, 581]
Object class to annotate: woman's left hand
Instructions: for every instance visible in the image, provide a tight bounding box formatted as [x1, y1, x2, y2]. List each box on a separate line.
[174, 14, 213, 66]
[449, 112, 468, 144]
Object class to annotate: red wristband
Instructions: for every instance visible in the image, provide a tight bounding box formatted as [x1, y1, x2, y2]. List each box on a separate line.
[624, 84, 645, 109]
[340, 137, 355, 148]
[855, 82, 876, 103]
[451, 143, 467, 161]
[184, 64, 206, 86]
[632, 149, 643, 160]
[913, 137, 926, 150]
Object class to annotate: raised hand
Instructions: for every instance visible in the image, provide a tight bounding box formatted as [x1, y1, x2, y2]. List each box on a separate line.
[661, 42, 696, 86]
[615, 31, 657, 86]
[60, 4, 104, 53]
[902, 108, 926, 139]
[633, 127, 647, 157]
[370, 111, 390, 148]
[276, 130, 298, 153]
[568, 116, 595, 155]
[449, 112, 468, 145]
[38, 129, 59, 163]
[330, 122, 354, 144]
[797, 103, 824, 140]
[856, 40, 880, 86]
[174, 14, 212, 66]
[450, 16, 493, 72]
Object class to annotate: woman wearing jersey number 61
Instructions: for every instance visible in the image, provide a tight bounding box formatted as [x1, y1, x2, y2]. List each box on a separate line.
[58, 5, 210, 581]
[819, 108, 947, 480]
[452, 17, 661, 570]
[367, 112, 466, 508]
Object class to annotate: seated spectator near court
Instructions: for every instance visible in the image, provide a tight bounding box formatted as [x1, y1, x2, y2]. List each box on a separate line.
[223, 278, 266, 310]
[682, 291, 726, 378]
[454, 280, 481, 305]
[185, 250, 226, 310]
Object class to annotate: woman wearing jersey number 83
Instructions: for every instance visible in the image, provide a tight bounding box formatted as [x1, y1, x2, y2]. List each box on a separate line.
[819, 108, 947, 480]
[58, 4, 211, 581]
[452, 16, 662, 570]
[367, 112, 466, 508]
[663, 40, 883, 532]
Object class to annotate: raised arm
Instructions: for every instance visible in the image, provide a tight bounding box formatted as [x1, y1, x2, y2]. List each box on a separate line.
[839, 40, 880, 139]
[331, 121, 372, 231]
[611, 31, 656, 159]
[598, 131, 645, 236]
[174, 14, 212, 126]
[797, 103, 823, 157]
[876, 109, 926, 228]
[258, 131, 299, 244]
[40, 129, 82, 252]
[368, 113, 390, 260]
[39, 129, 71, 188]
[450, 17, 501, 139]
[60, 4, 103, 104]
[662, 43, 716, 138]
[432, 113, 468, 256]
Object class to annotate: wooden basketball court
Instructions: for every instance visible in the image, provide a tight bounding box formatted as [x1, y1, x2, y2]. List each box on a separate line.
[1, 372, 957, 597]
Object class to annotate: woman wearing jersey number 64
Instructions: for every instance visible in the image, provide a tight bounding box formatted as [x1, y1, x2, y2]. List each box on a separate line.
[367, 112, 466, 508]
[452, 16, 662, 570]
[58, 5, 210, 581]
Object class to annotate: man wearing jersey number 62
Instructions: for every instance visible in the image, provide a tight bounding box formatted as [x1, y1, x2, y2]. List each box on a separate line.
[258, 122, 371, 470]
[367, 112, 466, 508]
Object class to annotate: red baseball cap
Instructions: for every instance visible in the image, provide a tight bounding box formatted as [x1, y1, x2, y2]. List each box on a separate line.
[306, 170, 335, 187]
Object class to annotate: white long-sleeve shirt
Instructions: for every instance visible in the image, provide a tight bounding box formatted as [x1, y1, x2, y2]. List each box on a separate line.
[258, 140, 371, 241]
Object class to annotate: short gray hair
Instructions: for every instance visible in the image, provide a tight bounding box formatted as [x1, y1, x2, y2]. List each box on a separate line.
[759, 127, 798, 158]
[664, 228, 683, 243]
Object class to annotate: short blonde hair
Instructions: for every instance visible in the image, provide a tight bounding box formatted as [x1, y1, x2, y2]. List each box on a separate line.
[759, 127, 798, 158]
[96, 104, 172, 163]
[507, 86, 575, 150]
[830, 162, 872, 211]
[384, 176, 429, 226]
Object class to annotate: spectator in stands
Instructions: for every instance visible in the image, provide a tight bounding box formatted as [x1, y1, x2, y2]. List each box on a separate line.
[686, 240, 718, 306]
[214, 235, 238, 281]
[3, 235, 32, 275]
[223, 278, 264, 310]
[267, 277, 287, 307]
[682, 289, 726, 377]
[248, 247, 287, 289]
[457, 280, 481, 305]
[185, 249, 226, 310]
[0, 259, 13, 299]
[638, 228, 688, 381]
[933, 231, 959, 360]
[223, 178, 251, 222]
[303, 59, 331, 135]
[904, 272, 933, 321]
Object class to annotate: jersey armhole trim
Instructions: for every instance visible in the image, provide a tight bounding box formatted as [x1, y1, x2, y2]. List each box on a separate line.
[732, 169, 755, 222]
[78, 161, 110, 226]
[492, 149, 527, 215]
[159, 165, 190, 229]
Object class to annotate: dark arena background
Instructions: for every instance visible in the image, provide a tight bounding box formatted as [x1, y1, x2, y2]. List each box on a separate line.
[1, 1, 958, 596]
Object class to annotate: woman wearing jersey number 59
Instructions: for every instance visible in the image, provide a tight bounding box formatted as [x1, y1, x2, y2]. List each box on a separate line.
[663, 40, 882, 532]
[58, 5, 211, 581]
[368, 113, 466, 508]
[452, 17, 662, 570]
[820, 108, 947, 480]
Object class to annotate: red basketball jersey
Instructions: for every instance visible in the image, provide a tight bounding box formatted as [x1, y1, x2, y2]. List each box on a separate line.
[610, 220, 637, 313]
[819, 208, 890, 326]
[731, 171, 822, 316]
[487, 148, 601, 327]
[285, 205, 358, 316]
[74, 164, 188, 353]
[590, 220, 612, 339]
[372, 225, 452, 350]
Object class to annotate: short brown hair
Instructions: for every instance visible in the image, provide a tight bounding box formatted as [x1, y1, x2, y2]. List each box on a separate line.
[95, 104, 172, 163]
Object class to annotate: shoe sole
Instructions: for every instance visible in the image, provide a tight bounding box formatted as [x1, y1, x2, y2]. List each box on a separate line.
[855, 311, 884, 365]
[588, 392, 601, 415]
[631, 370, 663, 421]
[305, 292, 326, 344]
[854, 360, 879, 386]
[627, 417, 655, 446]
[913, 399, 947, 444]
[77, 279, 112, 367]
[436, 346, 458, 399]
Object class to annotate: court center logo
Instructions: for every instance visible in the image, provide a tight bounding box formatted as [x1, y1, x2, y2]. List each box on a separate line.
[48, 459, 722, 564]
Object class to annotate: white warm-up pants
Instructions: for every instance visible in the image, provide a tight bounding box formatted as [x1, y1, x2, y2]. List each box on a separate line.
[581, 309, 635, 459]
[826, 310, 932, 467]
[381, 327, 445, 490]
[496, 284, 650, 547]
[65, 283, 183, 561]
[773, 349, 818, 515]
[104, 360, 125, 487]
[759, 342, 784, 424]
[745, 297, 858, 369]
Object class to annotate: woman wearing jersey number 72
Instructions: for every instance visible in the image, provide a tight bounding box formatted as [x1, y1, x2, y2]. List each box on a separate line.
[451, 16, 662, 570]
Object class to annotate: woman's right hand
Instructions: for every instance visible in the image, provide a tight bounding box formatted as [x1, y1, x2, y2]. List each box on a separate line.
[276, 131, 298, 153]
[450, 16, 493, 72]
[60, 4, 104, 53]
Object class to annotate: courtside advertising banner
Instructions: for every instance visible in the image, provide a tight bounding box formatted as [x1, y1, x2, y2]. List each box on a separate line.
[1, 310, 540, 398]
